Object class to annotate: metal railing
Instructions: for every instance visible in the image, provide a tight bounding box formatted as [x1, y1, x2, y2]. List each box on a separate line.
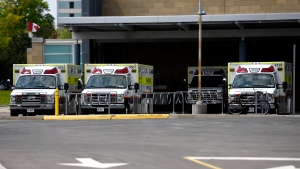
[61, 90, 225, 115]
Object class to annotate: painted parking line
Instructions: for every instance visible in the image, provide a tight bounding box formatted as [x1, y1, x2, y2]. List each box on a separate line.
[184, 157, 300, 169]
[184, 157, 222, 169]
[186, 157, 300, 161]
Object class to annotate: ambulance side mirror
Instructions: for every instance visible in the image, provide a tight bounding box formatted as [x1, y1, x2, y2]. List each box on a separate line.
[282, 82, 287, 90]
[77, 79, 83, 89]
[6, 79, 11, 90]
[222, 78, 227, 89]
[64, 83, 69, 92]
[134, 83, 139, 93]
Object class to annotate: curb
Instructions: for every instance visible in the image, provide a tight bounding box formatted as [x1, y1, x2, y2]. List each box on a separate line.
[43, 114, 169, 120]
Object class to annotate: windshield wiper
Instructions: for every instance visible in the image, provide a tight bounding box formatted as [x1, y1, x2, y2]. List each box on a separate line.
[252, 85, 267, 87]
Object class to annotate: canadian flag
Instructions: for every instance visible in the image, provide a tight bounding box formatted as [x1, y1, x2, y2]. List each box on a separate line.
[28, 21, 40, 32]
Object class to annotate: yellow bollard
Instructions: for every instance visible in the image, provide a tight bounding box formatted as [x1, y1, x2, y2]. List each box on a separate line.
[55, 88, 59, 116]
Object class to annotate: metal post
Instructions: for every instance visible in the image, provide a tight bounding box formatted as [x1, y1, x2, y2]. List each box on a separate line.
[55, 88, 59, 116]
[255, 92, 257, 114]
[293, 44, 296, 115]
[198, 1, 203, 103]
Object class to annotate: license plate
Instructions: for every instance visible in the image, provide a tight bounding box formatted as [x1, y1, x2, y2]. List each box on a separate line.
[97, 107, 104, 112]
[27, 109, 34, 113]
[249, 107, 254, 112]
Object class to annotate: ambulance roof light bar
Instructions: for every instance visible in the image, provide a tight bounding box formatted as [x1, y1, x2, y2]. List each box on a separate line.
[213, 69, 225, 75]
[44, 67, 58, 74]
[193, 69, 203, 75]
[21, 68, 31, 74]
[115, 67, 129, 74]
[236, 66, 248, 73]
[261, 66, 275, 72]
[92, 67, 102, 74]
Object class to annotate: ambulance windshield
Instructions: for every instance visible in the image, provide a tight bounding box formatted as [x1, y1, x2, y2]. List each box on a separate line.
[86, 75, 127, 89]
[15, 75, 56, 89]
[190, 76, 224, 88]
[232, 74, 275, 88]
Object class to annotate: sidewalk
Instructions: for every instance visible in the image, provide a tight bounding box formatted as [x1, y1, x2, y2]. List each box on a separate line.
[0, 106, 9, 115]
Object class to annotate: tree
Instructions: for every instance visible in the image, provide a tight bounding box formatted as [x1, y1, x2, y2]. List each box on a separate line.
[0, 0, 55, 82]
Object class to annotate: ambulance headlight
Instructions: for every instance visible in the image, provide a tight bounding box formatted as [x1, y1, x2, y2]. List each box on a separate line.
[117, 94, 124, 102]
[266, 94, 274, 103]
[47, 95, 54, 103]
[217, 92, 223, 99]
[10, 96, 16, 104]
[228, 94, 234, 102]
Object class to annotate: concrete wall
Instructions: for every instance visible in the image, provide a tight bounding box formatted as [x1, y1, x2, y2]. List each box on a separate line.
[101, 0, 300, 16]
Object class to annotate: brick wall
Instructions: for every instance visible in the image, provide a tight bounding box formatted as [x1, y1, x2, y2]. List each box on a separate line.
[102, 0, 300, 16]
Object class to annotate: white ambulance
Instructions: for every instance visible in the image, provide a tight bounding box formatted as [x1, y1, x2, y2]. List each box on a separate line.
[10, 64, 81, 116]
[79, 63, 154, 114]
[186, 66, 228, 113]
[228, 62, 293, 114]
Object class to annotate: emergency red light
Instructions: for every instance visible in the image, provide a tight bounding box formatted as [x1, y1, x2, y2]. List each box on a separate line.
[92, 68, 102, 74]
[261, 66, 275, 72]
[236, 66, 248, 73]
[87, 93, 92, 97]
[115, 67, 129, 74]
[44, 67, 58, 74]
[213, 69, 225, 75]
[110, 93, 116, 97]
[40, 94, 46, 97]
[193, 69, 203, 75]
[21, 68, 31, 74]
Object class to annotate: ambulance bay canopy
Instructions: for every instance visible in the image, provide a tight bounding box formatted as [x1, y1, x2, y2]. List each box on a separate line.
[58, 13, 300, 42]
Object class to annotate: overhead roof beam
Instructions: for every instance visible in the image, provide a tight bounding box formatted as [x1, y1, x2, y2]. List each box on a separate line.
[72, 28, 300, 40]
[176, 22, 189, 31]
[118, 23, 133, 31]
[235, 21, 244, 29]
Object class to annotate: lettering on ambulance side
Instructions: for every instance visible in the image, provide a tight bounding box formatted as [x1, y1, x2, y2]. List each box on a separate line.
[274, 64, 282, 67]
[146, 78, 152, 84]
[149, 68, 153, 74]
[58, 66, 65, 70]
[128, 66, 136, 69]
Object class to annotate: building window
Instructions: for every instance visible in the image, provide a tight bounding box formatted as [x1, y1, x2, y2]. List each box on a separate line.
[44, 44, 82, 64]
[58, 13, 69, 17]
[70, 13, 74, 17]
[74, 2, 81, 9]
[58, 2, 69, 9]
[74, 13, 82, 17]
[70, 2, 74, 8]
[44, 45, 73, 63]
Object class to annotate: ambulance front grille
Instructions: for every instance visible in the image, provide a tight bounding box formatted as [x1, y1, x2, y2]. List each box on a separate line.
[91, 93, 117, 105]
[18, 93, 42, 104]
[190, 90, 219, 103]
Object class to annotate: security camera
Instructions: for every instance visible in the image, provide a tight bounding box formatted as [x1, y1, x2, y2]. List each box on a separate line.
[69, 27, 73, 32]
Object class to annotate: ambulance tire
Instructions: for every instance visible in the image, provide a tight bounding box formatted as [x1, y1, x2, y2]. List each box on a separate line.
[10, 110, 18, 116]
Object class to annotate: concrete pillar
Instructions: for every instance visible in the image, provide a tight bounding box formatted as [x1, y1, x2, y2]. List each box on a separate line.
[239, 40, 246, 62]
[192, 101, 207, 114]
[74, 43, 80, 65]
[27, 38, 44, 64]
